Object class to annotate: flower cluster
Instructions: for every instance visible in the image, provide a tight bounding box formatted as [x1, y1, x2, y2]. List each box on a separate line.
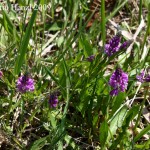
[136, 70, 144, 82]
[145, 75, 150, 82]
[105, 34, 130, 56]
[109, 68, 128, 96]
[119, 40, 131, 50]
[16, 73, 59, 108]
[17, 74, 35, 93]
[48, 94, 58, 108]
[105, 35, 120, 56]
[136, 70, 150, 82]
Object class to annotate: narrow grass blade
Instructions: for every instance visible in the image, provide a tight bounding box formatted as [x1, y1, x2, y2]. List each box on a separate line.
[0, 9, 19, 41]
[134, 125, 150, 142]
[101, 0, 106, 47]
[100, 120, 108, 149]
[106, 0, 128, 21]
[14, 0, 41, 75]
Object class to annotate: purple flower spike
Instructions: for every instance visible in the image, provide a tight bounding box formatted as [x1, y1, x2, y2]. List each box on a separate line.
[105, 35, 120, 56]
[136, 70, 144, 82]
[17, 74, 35, 93]
[136, 70, 150, 83]
[0, 71, 3, 78]
[144, 75, 150, 82]
[110, 89, 119, 96]
[49, 95, 58, 108]
[87, 55, 95, 62]
[109, 68, 128, 96]
[119, 40, 131, 50]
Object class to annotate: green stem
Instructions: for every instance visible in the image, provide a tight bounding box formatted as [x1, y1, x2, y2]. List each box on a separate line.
[59, 58, 70, 134]
[101, 0, 106, 47]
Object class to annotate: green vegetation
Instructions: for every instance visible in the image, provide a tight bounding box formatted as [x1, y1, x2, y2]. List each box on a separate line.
[0, 0, 149, 149]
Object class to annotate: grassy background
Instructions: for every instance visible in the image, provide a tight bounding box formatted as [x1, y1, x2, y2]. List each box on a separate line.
[0, 0, 150, 149]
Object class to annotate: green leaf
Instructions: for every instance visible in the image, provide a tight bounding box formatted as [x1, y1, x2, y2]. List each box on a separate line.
[100, 120, 108, 148]
[135, 139, 150, 149]
[111, 93, 126, 116]
[30, 137, 47, 150]
[14, 0, 41, 75]
[110, 105, 140, 149]
[108, 106, 127, 139]
[110, 112, 132, 149]
[44, 66, 59, 84]
[134, 125, 150, 142]
[50, 130, 66, 148]
[0, 9, 19, 41]
[64, 135, 80, 149]
[48, 22, 61, 31]
[58, 141, 63, 150]
[101, 0, 106, 46]
[125, 105, 140, 121]
[58, 61, 66, 88]
[143, 0, 150, 8]
[57, 36, 64, 47]
[48, 112, 57, 129]
[79, 35, 93, 57]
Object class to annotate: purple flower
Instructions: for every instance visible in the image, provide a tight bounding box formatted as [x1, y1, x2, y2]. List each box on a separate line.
[17, 74, 35, 93]
[0, 71, 3, 78]
[136, 70, 150, 83]
[87, 55, 95, 62]
[109, 68, 128, 96]
[105, 35, 120, 56]
[145, 75, 150, 82]
[110, 89, 119, 96]
[136, 70, 144, 82]
[49, 95, 58, 108]
[119, 40, 131, 50]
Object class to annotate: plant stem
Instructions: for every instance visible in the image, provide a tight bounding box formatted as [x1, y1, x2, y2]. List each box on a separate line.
[101, 0, 106, 47]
